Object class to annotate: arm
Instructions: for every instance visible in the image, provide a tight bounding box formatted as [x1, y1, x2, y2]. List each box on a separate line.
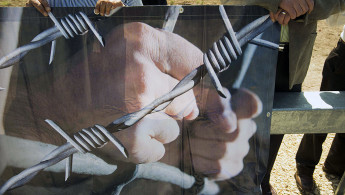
[26, 0, 125, 16]
[307, 0, 345, 22]
[221, 0, 281, 12]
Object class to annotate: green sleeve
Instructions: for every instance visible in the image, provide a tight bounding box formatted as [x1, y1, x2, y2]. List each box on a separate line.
[220, 0, 281, 12]
[307, 0, 345, 22]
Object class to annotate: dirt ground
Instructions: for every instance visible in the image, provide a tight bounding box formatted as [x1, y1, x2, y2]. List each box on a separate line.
[0, 1, 343, 194]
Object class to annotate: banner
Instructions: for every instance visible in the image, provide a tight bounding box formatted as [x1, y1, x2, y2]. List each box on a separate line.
[0, 6, 280, 194]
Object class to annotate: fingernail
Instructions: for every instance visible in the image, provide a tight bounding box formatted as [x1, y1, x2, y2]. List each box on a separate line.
[94, 10, 99, 15]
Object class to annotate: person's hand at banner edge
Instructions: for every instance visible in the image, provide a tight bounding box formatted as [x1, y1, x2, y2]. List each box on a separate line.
[94, 0, 125, 16]
[26, 0, 51, 16]
[279, 0, 314, 19]
[270, 9, 292, 25]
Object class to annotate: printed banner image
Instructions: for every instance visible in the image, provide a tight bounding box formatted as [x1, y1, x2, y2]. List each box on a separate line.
[0, 6, 280, 195]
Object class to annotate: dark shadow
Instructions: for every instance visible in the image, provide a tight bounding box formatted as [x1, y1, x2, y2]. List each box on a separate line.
[296, 180, 320, 195]
[273, 92, 313, 110]
[319, 91, 345, 109]
[324, 172, 341, 193]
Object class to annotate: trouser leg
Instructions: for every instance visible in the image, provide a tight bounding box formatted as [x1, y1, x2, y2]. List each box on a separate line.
[262, 43, 302, 193]
[318, 39, 345, 176]
[324, 133, 345, 176]
[320, 39, 345, 91]
[295, 134, 328, 175]
[261, 134, 284, 193]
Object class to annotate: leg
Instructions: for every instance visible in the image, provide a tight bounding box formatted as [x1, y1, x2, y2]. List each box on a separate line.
[296, 134, 328, 173]
[261, 43, 302, 194]
[324, 133, 345, 177]
[261, 134, 284, 194]
[320, 39, 345, 176]
[320, 39, 345, 91]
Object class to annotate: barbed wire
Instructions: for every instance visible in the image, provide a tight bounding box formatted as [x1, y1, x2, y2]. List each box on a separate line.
[0, 5, 278, 195]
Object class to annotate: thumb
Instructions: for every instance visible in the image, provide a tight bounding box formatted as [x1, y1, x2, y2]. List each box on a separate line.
[115, 112, 180, 164]
[230, 88, 262, 119]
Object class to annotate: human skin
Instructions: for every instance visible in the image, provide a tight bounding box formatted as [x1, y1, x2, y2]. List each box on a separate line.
[270, 0, 315, 25]
[26, 0, 124, 16]
[4, 22, 261, 180]
[97, 23, 261, 180]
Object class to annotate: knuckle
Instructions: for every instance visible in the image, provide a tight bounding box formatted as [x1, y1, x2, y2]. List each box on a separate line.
[213, 142, 227, 158]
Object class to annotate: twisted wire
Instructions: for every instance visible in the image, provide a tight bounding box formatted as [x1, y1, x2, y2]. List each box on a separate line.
[0, 11, 103, 70]
[0, 120, 128, 194]
[0, 6, 277, 194]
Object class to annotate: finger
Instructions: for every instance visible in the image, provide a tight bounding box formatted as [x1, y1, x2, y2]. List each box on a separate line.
[161, 73, 199, 121]
[269, 12, 276, 22]
[285, 6, 297, 19]
[204, 88, 237, 133]
[293, 2, 304, 17]
[191, 120, 239, 141]
[39, 0, 50, 12]
[273, 9, 282, 21]
[220, 119, 256, 160]
[230, 88, 262, 119]
[191, 119, 255, 157]
[31, 0, 48, 16]
[115, 112, 179, 163]
[144, 112, 180, 144]
[189, 136, 234, 160]
[26, 1, 33, 7]
[192, 155, 243, 180]
[283, 14, 291, 25]
[192, 155, 222, 177]
[277, 14, 287, 25]
[94, 0, 101, 15]
[112, 0, 124, 9]
[100, 1, 107, 16]
[297, 0, 309, 14]
[306, 0, 314, 13]
[105, 2, 112, 15]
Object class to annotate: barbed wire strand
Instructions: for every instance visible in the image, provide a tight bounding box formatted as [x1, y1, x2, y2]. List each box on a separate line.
[0, 6, 276, 194]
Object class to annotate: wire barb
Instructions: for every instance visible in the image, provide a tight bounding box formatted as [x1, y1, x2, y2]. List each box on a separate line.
[44, 119, 127, 181]
[0, 6, 278, 194]
[0, 11, 104, 69]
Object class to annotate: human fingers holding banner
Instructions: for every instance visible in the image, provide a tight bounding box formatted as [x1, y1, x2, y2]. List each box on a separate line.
[189, 88, 262, 180]
[26, 0, 51, 16]
[279, 0, 314, 19]
[94, 0, 124, 16]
